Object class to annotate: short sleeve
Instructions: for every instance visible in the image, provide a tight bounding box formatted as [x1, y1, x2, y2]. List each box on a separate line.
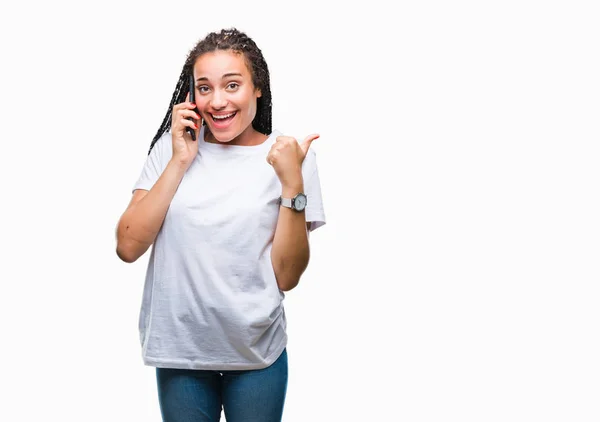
[301, 148, 326, 232]
[132, 132, 172, 193]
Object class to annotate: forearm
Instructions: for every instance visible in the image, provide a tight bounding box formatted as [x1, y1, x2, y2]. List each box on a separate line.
[116, 159, 188, 262]
[271, 180, 310, 291]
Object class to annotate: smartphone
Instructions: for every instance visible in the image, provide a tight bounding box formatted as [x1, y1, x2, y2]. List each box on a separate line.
[186, 73, 197, 141]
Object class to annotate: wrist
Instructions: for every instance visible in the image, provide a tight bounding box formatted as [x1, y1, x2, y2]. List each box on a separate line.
[281, 181, 304, 197]
[169, 156, 192, 172]
[280, 169, 303, 192]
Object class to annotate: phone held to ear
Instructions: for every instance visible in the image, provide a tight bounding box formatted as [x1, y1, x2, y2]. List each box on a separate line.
[186, 74, 197, 141]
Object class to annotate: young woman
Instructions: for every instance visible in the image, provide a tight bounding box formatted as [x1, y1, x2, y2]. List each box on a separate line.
[116, 28, 326, 421]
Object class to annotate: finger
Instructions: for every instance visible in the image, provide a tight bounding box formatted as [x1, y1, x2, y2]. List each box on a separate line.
[266, 150, 280, 165]
[177, 93, 196, 109]
[300, 133, 320, 155]
[276, 136, 293, 143]
[174, 100, 192, 112]
[180, 118, 198, 130]
[178, 109, 201, 120]
[177, 93, 191, 109]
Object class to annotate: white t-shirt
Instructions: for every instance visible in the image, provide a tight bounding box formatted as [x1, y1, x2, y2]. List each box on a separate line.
[132, 126, 326, 370]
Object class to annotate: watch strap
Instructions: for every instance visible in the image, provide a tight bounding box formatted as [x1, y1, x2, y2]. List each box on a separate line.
[279, 197, 293, 208]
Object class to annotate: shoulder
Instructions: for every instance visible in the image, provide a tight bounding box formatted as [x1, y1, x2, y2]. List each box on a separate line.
[149, 131, 172, 158]
[156, 131, 172, 149]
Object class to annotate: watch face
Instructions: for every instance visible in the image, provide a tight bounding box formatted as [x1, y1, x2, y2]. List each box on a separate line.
[294, 194, 307, 211]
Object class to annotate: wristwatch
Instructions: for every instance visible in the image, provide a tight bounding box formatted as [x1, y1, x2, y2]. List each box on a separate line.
[279, 193, 307, 212]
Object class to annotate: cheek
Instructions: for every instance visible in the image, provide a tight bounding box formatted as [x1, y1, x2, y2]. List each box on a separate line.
[248, 92, 260, 113]
[235, 88, 258, 109]
[196, 97, 210, 110]
[246, 99, 258, 118]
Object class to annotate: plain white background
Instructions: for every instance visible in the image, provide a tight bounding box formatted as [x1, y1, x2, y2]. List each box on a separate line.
[1, 0, 598, 420]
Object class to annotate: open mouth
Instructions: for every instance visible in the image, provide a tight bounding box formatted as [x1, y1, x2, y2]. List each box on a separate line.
[210, 112, 237, 127]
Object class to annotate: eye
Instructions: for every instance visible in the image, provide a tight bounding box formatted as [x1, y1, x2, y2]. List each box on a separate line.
[226, 82, 239, 90]
[197, 85, 210, 94]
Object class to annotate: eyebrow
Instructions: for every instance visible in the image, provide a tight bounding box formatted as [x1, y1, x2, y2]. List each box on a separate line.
[196, 72, 243, 82]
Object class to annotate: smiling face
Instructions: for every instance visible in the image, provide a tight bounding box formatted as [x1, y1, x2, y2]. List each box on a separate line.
[193, 50, 264, 146]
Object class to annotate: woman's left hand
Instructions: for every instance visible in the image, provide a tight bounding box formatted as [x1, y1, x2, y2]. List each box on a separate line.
[267, 134, 319, 188]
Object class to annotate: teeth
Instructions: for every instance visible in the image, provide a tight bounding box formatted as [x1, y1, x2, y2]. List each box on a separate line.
[212, 112, 235, 120]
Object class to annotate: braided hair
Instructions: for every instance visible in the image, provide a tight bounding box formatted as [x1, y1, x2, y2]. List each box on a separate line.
[147, 28, 272, 154]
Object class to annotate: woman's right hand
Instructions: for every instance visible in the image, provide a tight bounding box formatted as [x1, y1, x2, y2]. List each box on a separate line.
[171, 93, 201, 168]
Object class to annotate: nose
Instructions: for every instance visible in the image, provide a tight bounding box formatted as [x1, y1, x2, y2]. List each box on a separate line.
[209, 90, 228, 110]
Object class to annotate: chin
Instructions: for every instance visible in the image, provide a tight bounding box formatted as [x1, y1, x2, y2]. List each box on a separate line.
[211, 134, 236, 143]
[209, 127, 240, 143]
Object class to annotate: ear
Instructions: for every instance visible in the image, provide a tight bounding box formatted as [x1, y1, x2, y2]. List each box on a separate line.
[255, 88, 262, 98]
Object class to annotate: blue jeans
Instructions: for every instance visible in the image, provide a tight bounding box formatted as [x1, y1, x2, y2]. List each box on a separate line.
[155, 348, 288, 422]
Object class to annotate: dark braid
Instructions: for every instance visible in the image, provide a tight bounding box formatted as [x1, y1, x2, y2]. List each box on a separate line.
[147, 28, 272, 155]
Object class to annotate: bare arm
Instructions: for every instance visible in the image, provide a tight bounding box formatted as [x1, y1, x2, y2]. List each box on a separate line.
[267, 134, 321, 291]
[270, 179, 311, 291]
[115, 159, 189, 263]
